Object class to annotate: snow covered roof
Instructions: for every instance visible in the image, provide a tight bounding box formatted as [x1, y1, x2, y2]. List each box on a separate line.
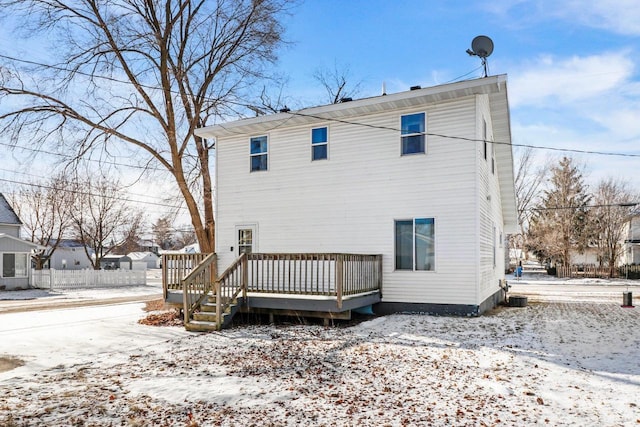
[127, 251, 159, 260]
[0, 193, 21, 225]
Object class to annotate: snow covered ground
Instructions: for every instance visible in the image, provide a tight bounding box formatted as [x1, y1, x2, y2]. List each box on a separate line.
[1, 274, 639, 426]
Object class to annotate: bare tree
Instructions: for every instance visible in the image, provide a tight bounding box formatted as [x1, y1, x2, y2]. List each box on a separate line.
[173, 227, 197, 249]
[510, 147, 548, 260]
[591, 178, 638, 277]
[10, 174, 74, 269]
[0, 0, 293, 264]
[313, 62, 363, 104]
[527, 157, 591, 267]
[152, 216, 174, 250]
[71, 177, 144, 269]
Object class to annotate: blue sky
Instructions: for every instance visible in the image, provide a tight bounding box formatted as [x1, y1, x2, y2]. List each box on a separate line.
[274, 0, 640, 187]
[0, 0, 638, 205]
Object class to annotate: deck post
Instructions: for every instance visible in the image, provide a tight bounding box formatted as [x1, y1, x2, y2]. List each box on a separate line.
[215, 280, 222, 327]
[336, 254, 343, 310]
[241, 254, 248, 301]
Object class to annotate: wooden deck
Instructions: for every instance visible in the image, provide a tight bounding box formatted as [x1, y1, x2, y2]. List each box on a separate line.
[163, 253, 382, 330]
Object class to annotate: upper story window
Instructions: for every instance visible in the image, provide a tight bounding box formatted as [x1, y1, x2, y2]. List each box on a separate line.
[250, 135, 268, 172]
[311, 127, 328, 161]
[401, 112, 426, 155]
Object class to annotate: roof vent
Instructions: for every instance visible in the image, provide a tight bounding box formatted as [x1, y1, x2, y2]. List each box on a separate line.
[339, 97, 353, 103]
[410, 85, 421, 91]
[279, 106, 290, 113]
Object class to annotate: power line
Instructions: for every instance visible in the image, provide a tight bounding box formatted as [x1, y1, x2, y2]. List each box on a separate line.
[0, 140, 169, 172]
[0, 176, 188, 212]
[525, 202, 639, 212]
[2, 52, 640, 159]
[287, 111, 640, 159]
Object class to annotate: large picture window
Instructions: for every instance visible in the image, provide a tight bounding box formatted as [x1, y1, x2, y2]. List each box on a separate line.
[395, 218, 435, 271]
[2, 253, 28, 278]
[401, 112, 426, 155]
[250, 135, 268, 172]
[311, 127, 328, 161]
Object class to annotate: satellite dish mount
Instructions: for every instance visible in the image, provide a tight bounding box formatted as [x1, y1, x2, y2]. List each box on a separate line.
[466, 35, 494, 78]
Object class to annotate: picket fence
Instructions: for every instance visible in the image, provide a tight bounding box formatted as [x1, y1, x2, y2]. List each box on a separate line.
[31, 268, 147, 289]
[555, 264, 640, 279]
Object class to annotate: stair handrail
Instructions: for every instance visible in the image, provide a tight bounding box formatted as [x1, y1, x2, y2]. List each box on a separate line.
[214, 253, 248, 327]
[182, 252, 217, 326]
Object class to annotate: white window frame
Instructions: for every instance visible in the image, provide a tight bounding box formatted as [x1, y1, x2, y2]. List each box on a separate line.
[311, 126, 329, 161]
[250, 135, 268, 172]
[394, 217, 436, 271]
[400, 112, 426, 156]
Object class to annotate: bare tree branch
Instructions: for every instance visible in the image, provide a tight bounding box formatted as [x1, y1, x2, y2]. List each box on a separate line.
[0, 0, 294, 258]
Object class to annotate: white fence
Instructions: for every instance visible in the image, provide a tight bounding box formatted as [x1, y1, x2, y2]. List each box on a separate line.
[32, 269, 147, 289]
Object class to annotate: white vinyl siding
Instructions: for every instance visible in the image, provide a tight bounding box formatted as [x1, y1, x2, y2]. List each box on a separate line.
[216, 96, 489, 306]
[477, 94, 505, 303]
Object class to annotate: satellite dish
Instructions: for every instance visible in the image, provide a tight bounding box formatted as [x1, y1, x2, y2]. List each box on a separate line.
[466, 35, 494, 77]
[471, 36, 494, 58]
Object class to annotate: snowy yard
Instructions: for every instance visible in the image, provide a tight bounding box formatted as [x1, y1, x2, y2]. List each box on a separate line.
[1, 278, 640, 426]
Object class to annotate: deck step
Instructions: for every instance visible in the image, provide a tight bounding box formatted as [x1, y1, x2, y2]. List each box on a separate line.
[184, 320, 220, 332]
[200, 302, 218, 312]
[193, 311, 222, 322]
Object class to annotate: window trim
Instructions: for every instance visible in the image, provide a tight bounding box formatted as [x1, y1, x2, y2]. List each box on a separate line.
[311, 126, 329, 161]
[249, 135, 269, 172]
[394, 217, 436, 272]
[400, 112, 426, 156]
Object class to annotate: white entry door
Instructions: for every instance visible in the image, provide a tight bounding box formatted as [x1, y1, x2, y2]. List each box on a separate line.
[235, 224, 257, 256]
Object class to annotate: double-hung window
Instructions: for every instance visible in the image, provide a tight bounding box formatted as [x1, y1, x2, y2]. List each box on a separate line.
[311, 127, 328, 161]
[395, 218, 435, 271]
[250, 135, 268, 172]
[401, 112, 426, 155]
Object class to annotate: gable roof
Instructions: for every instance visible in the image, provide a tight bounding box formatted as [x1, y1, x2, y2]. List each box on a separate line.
[0, 193, 22, 226]
[196, 75, 518, 233]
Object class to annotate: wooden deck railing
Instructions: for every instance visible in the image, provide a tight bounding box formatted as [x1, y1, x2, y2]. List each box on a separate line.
[162, 253, 210, 299]
[181, 252, 217, 326]
[245, 253, 382, 309]
[214, 253, 248, 326]
[164, 252, 383, 328]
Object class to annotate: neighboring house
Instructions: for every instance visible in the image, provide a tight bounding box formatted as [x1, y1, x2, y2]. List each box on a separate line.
[127, 251, 160, 269]
[0, 193, 42, 290]
[569, 247, 600, 266]
[99, 255, 133, 270]
[137, 239, 160, 255]
[623, 214, 640, 265]
[48, 239, 94, 270]
[195, 75, 518, 315]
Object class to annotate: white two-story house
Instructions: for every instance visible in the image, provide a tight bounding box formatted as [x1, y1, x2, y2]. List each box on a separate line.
[195, 75, 518, 315]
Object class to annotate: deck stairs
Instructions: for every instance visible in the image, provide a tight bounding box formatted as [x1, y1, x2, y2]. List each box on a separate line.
[182, 253, 247, 332]
[185, 294, 244, 332]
